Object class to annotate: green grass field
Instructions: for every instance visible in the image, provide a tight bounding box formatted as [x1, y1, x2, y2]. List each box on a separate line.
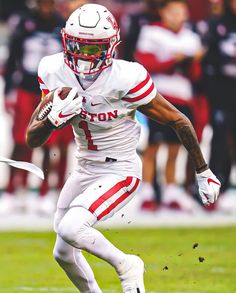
[0, 227, 235, 293]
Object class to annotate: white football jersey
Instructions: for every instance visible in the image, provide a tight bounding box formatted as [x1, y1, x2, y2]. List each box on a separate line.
[136, 23, 203, 101]
[38, 53, 157, 178]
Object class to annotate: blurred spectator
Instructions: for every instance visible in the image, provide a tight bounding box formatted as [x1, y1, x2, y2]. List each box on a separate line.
[120, 0, 161, 212]
[57, 0, 89, 19]
[135, 0, 204, 212]
[121, 0, 161, 61]
[0, 0, 65, 216]
[194, 0, 224, 47]
[183, 0, 224, 204]
[208, 0, 225, 17]
[188, 0, 209, 21]
[66, 0, 89, 14]
[204, 0, 236, 212]
[0, 0, 28, 21]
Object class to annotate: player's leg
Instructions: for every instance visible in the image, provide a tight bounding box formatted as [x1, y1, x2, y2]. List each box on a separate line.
[141, 143, 160, 207]
[4, 144, 31, 193]
[7, 88, 35, 192]
[160, 124, 181, 208]
[140, 118, 163, 211]
[53, 233, 102, 292]
[53, 173, 102, 292]
[161, 103, 198, 211]
[163, 142, 192, 210]
[165, 143, 180, 184]
[57, 175, 144, 292]
[58, 206, 144, 292]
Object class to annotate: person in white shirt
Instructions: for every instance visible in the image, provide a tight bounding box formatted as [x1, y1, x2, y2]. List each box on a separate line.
[26, 3, 221, 292]
[135, 0, 206, 211]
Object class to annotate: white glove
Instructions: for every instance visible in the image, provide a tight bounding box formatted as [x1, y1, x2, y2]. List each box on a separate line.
[48, 87, 82, 127]
[196, 169, 221, 205]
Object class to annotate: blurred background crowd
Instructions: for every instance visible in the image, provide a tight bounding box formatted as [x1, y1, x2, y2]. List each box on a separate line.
[0, 0, 236, 218]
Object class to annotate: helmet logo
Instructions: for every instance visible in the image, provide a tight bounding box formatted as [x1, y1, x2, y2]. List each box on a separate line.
[78, 32, 94, 36]
[106, 15, 118, 30]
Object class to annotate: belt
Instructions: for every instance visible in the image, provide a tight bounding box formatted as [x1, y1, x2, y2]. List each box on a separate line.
[105, 157, 117, 162]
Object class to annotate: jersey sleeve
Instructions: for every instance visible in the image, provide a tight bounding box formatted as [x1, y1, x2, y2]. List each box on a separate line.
[37, 57, 50, 97]
[121, 63, 157, 109]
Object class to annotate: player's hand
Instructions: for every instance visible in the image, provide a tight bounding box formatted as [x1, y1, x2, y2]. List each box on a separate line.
[193, 48, 207, 61]
[48, 87, 82, 127]
[196, 169, 221, 206]
[174, 52, 189, 63]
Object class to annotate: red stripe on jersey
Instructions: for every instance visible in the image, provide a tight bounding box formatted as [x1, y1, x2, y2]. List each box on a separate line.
[38, 76, 45, 84]
[122, 82, 155, 102]
[42, 89, 50, 95]
[128, 73, 150, 94]
[97, 178, 140, 220]
[88, 177, 133, 214]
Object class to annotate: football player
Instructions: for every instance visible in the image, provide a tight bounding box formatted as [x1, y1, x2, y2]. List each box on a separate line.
[26, 4, 221, 292]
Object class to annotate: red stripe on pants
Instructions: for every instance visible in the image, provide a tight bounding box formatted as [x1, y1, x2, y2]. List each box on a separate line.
[88, 176, 133, 214]
[97, 178, 140, 220]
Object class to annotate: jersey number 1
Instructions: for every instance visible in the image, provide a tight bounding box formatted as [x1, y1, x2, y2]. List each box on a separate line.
[78, 121, 98, 151]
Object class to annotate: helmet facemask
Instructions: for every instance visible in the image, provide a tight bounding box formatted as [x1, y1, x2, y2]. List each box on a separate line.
[62, 30, 119, 77]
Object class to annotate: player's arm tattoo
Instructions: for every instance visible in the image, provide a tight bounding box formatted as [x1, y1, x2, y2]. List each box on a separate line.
[26, 103, 55, 148]
[167, 117, 207, 173]
[138, 93, 208, 173]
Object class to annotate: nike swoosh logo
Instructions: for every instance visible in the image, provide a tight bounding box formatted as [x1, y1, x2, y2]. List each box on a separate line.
[91, 102, 102, 107]
[207, 178, 221, 186]
[58, 112, 74, 118]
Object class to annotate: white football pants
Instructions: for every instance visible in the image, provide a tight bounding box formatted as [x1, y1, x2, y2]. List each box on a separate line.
[53, 170, 140, 292]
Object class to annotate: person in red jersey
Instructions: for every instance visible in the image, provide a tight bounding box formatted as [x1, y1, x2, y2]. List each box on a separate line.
[27, 3, 221, 292]
[1, 0, 70, 216]
[135, 0, 206, 212]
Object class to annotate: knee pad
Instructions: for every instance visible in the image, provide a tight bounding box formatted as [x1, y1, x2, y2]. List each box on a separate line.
[58, 207, 95, 248]
[53, 243, 75, 264]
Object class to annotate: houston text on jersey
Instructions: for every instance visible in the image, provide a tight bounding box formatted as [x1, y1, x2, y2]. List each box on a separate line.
[79, 109, 118, 122]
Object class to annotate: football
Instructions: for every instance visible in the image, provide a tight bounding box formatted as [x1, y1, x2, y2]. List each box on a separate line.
[37, 87, 73, 121]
